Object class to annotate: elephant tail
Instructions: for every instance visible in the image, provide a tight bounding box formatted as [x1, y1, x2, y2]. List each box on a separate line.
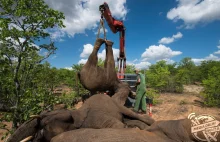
[7, 118, 40, 142]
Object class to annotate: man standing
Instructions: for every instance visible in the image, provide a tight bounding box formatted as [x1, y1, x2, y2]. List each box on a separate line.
[134, 69, 147, 114]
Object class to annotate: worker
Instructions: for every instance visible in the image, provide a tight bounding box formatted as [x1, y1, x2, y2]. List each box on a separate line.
[133, 68, 147, 114]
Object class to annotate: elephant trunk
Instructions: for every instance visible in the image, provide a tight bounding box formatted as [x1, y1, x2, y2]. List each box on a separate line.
[7, 118, 40, 142]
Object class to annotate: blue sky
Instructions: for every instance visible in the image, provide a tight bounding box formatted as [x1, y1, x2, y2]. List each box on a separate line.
[44, 0, 220, 69]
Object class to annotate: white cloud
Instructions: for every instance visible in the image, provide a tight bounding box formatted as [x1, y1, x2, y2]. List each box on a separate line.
[127, 59, 151, 70]
[64, 67, 73, 70]
[158, 32, 183, 44]
[78, 59, 88, 64]
[97, 48, 119, 61]
[80, 44, 94, 58]
[45, 0, 128, 39]
[205, 54, 220, 60]
[133, 61, 151, 70]
[192, 54, 220, 65]
[159, 37, 174, 45]
[167, 0, 220, 28]
[192, 58, 205, 65]
[49, 28, 66, 42]
[161, 59, 175, 64]
[79, 43, 119, 64]
[214, 50, 220, 54]
[141, 44, 182, 61]
[217, 45, 220, 49]
[173, 32, 183, 39]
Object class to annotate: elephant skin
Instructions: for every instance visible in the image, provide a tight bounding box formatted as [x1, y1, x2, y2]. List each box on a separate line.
[52, 117, 220, 142]
[51, 128, 173, 142]
[78, 39, 131, 105]
[40, 94, 154, 141]
[6, 118, 39, 142]
[8, 94, 154, 142]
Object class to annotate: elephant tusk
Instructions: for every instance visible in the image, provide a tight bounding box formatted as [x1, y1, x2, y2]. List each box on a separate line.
[29, 115, 40, 118]
[20, 136, 33, 142]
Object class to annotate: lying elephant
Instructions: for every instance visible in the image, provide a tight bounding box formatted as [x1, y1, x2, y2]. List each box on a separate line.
[51, 118, 220, 142]
[78, 38, 131, 105]
[8, 94, 154, 142]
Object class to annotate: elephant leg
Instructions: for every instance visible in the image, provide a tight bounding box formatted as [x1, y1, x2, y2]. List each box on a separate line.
[105, 40, 115, 70]
[115, 100, 155, 126]
[86, 38, 105, 66]
[124, 119, 150, 130]
[104, 45, 108, 68]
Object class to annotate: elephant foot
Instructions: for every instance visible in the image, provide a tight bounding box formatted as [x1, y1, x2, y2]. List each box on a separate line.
[105, 40, 114, 47]
[94, 38, 105, 50]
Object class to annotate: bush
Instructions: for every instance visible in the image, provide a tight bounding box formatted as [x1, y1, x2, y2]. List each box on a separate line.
[146, 61, 184, 93]
[146, 89, 161, 105]
[55, 92, 77, 108]
[201, 66, 220, 107]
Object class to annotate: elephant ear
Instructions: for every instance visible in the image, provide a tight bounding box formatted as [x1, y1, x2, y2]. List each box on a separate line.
[71, 108, 89, 128]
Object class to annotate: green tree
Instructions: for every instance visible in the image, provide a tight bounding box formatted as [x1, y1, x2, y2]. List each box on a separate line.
[146, 60, 183, 93]
[199, 60, 220, 81]
[125, 64, 135, 73]
[0, 0, 65, 129]
[146, 61, 170, 91]
[177, 57, 197, 84]
[202, 66, 220, 106]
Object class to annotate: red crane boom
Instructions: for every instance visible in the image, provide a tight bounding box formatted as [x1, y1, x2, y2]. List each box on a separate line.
[99, 2, 126, 79]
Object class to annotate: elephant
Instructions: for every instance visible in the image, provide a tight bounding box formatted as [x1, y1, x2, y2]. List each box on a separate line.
[51, 118, 220, 142]
[7, 94, 154, 142]
[78, 38, 131, 105]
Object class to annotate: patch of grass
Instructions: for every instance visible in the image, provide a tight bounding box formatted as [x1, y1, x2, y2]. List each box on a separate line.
[179, 99, 188, 105]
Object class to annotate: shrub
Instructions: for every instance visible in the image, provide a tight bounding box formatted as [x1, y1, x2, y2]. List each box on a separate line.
[146, 89, 161, 105]
[201, 66, 220, 107]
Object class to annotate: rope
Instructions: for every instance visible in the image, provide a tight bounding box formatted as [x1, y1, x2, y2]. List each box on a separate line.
[96, 17, 106, 40]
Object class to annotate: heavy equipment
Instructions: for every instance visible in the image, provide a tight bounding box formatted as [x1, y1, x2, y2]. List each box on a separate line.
[99, 2, 126, 79]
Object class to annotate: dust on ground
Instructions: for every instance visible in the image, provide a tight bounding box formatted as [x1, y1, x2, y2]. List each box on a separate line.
[0, 85, 219, 141]
[151, 85, 219, 121]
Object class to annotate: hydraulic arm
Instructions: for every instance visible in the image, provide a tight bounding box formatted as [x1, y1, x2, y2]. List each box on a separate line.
[99, 2, 126, 79]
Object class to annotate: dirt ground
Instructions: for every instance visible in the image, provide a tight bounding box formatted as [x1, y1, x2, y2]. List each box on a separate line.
[0, 85, 219, 141]
[151, 85, 219, 121]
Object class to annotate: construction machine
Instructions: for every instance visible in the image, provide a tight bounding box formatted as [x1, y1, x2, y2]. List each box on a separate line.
[99, 2, 126, 79]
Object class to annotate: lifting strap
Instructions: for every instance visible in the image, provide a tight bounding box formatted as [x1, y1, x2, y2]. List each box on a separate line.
[96, 17, 106, 40]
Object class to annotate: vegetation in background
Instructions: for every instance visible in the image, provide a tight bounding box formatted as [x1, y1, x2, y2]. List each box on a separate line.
[0, 0, 220, 139]
[0, 0, 65, 130]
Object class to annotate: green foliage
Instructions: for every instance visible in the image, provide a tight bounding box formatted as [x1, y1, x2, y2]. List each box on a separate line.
[201, 66, 220, 107]
[125, 64, 136, 73]
[177, 57, 198, 84]
[146, 89, 160, 105]
[56, 92, 77, 108]
[0, 0, 65, 130]
[98, 58, 105, 67]
[146, 60, 183, 93]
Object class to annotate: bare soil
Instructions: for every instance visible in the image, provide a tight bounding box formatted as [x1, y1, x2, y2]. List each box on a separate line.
[151, 85, 219, 121]
[1, 85, 219, 141]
